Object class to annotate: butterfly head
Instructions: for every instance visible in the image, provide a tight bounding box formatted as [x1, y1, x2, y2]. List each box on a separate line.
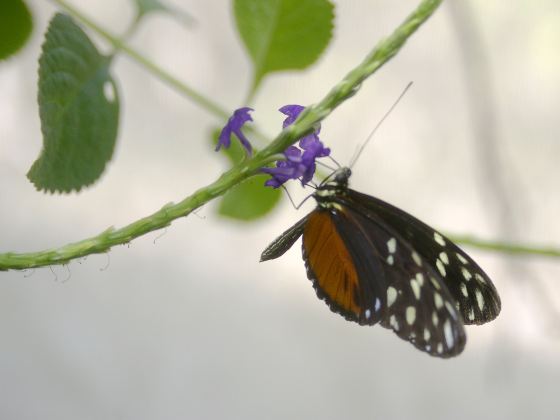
[324, 167, 351, 188]
[333, 167, 352, 185]
[313, 167, 352, 205]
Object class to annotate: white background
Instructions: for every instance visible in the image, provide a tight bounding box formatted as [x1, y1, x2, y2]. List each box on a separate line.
[1, 1, 559, 419]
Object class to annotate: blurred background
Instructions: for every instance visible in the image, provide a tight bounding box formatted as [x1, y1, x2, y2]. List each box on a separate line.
[1, 1, 559, 419]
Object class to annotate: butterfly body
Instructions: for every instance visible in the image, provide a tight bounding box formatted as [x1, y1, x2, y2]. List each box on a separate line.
[261, 168, 501, 358]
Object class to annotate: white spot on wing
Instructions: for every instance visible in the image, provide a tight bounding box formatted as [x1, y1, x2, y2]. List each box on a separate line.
[437, 343, 443, 354]
[390, 315, 399, 331]
[374, 298, 381, 312]
[434, 232, 446, 246]
[365, 309, 371, 319]
[432, 311, 439, 326]
[387, 238, 397, 254]
[423, 328, 431, 341]
[443, 319, 454, 348]
[406, 306, 416, 325]
[410, 279, 421, 300]
[439, 252, 449, 265]
[475, 273, 487, 284]
[436, 259, 447, 277]
[468, 308, 475, 321]
[434, 292, 444, 309]
[387, 287, 397, 307]
[456, 253, 468, 264]
[460, 282, 468, 297]
[461, 267, 473, 281]
[475, 289, 485, 311]
[415, 273, 425, 286]
[412, 251, 422, 266]
[386, 255, 394, 265]
[429, 279, 440, 292]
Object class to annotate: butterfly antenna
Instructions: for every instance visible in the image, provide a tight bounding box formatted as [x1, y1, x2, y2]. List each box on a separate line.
[328, 155, 341, 168]
[317, 160, 336, 172]
[349, 81, 413, 169]
[349, 144, 361, 168]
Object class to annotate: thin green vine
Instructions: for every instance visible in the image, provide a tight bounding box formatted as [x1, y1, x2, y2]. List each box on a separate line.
[447, 235, 560, 258]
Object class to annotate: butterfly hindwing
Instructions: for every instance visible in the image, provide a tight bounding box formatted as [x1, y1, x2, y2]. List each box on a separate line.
[343, 190, 501, 325]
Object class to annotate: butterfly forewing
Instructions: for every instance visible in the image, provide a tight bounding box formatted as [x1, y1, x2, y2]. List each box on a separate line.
[343, 190, 501, 325]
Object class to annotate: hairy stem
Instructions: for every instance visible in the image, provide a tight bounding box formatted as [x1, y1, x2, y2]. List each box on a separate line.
[1, 155, 277, 270]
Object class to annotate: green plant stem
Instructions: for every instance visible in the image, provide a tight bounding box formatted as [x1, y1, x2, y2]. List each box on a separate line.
[447, 235, 560, 258]
[0, 154, 279, 270]
[9, 0, 553, 271]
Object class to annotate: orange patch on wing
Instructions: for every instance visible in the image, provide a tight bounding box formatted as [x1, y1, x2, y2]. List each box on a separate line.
[303, 210, 361, 317]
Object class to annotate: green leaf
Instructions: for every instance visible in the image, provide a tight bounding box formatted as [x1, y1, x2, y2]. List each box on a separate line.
[0, 0, 33, 60]
[219, 175, 282, 221]
[234, 0, 334, 91]
[28, 13, 120, 193]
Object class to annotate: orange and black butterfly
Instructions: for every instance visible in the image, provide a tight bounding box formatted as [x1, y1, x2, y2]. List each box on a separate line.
[261, 167, 501, 358]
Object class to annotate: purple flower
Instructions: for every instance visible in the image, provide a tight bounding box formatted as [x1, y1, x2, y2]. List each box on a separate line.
[279, 104, 322, 147]
[262, 105, 330, 188]
[300, 137, 330, 185]
[279, 105, 306, 128]
[216, 107, 254, 154]
[262, 146, 306, 188]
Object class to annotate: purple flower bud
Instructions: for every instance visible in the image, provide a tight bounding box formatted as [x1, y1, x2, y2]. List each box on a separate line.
[216, 107, 254, 154]
[279, 105, 306, 128]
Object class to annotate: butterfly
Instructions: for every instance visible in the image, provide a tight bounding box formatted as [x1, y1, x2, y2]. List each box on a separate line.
[260, 167, 501, 358]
